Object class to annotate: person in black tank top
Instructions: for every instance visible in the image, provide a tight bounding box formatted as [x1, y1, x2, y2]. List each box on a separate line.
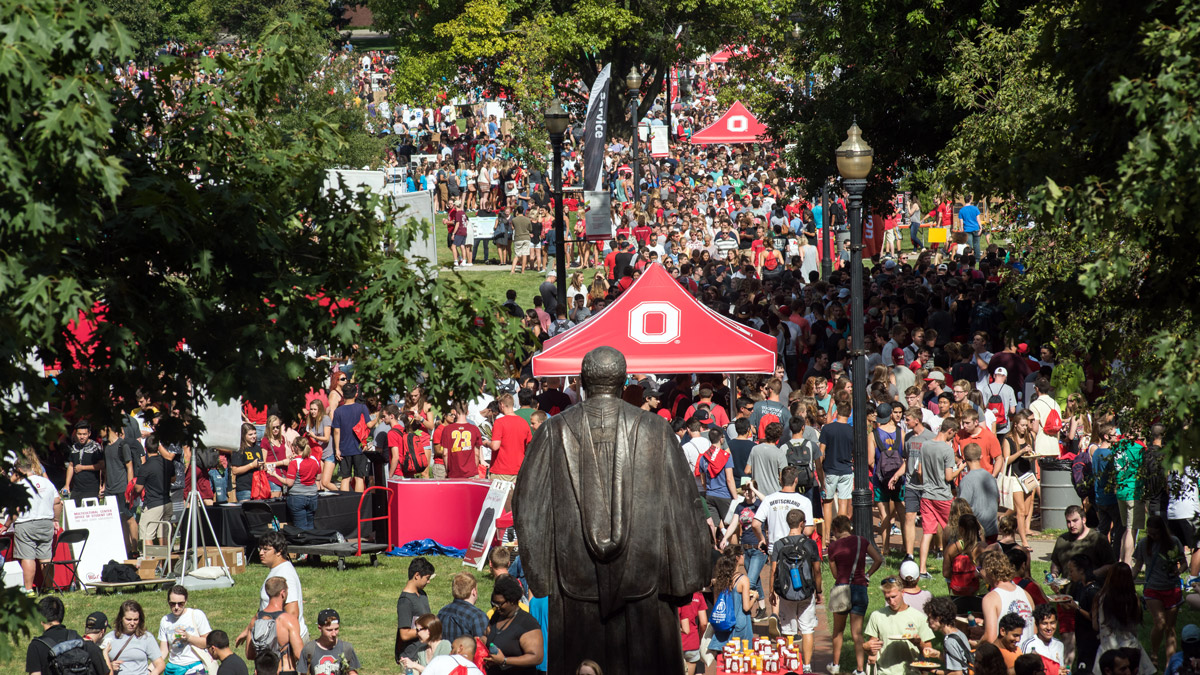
[483, 576, 542, 674]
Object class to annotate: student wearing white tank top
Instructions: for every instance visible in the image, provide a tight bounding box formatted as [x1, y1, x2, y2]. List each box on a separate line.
[979, 549, 1035, 643]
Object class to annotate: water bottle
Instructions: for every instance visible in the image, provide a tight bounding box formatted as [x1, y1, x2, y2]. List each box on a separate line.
[967, 612, 977, 629]
[790, 565, 802, 590]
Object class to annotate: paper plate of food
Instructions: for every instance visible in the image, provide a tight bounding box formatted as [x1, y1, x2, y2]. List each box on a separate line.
[910, 661, 941, 670]
[1049, 594, 1074, 603]
[888, 633, 920, 640]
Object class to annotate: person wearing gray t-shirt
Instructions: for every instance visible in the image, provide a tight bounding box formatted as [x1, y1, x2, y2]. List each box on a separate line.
[918, 420, 965, 577]
[959, 443, 999, 538]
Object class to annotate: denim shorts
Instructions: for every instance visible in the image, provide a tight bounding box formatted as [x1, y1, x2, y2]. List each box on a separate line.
[833, 583, 870, 615]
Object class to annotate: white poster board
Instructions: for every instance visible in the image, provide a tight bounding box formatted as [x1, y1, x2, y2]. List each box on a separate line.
[196, 397, 243, 450]
[469, 216, 496, 240]
[649, 131, 669, 158]
[64, 497, 127, 586]
[462, 480, 514, 570]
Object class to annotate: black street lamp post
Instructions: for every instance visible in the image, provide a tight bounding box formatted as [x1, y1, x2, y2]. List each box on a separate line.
[626, 67, 643, 204]
[821, 182, 832, 280]
[544, 98, 569, 304]
[835, 121, 874, 540]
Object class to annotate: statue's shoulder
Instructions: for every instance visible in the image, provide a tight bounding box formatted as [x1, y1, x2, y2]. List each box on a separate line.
[621, 402, 673, 434]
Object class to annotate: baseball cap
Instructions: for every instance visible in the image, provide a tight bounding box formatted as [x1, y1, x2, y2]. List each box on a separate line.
[838, 288, 850, 299]
[883, 259, 897, 270]
[891, 347, 906, 362]
[876, 402, 893, 418]
[317, 608, 340, 626]
[925, 371, 946, 382]
[937, 263, 948, 272]
[899, 560, 920, 581]
[85, 612, 108, 633]
[994, 367, 1008, 377]
[644, 390, 661, 401]
[1183, 624, 1200, 644]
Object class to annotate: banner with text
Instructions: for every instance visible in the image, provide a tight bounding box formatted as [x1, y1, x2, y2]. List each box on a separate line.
[584, 63, 612, 192]
[462, 479, 515, 570]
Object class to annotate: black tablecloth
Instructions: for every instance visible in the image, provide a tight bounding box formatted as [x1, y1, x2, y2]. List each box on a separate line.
[188, 491, 379, 547]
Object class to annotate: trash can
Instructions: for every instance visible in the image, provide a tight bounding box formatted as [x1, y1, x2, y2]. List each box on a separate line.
[1038, 458, 1080, 531]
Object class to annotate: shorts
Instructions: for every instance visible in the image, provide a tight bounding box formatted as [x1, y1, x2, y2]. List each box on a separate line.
[490, 473, 517, 482]
[824, 473, 852, 501]
[513, 240, 532, 257]
[338, 453, 370, 478]
[1169, 518, 1197, 549]
[111, 492, 134, 521]
[779, 597, 817, 635]
[904, 487, 922, 514]
[139, 503, 174, 540]
[430, 463, 447, 480]
[683, 649, 702, 664]
[873, 483, 905, 504]
[13, 519, 54, 560]
[920, 498, 952, 534]
[1144, 586, 1184, 609]
[838, 583, 869, 615]
[452, 234, 466, 246]
[1119, 500, 1146, 529]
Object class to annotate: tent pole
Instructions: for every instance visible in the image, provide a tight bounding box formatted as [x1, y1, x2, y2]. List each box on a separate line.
[727, 373, 735, 419]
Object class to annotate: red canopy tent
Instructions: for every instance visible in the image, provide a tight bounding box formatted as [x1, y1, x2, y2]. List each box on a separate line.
[532, 263, 776, 376]
[688, 100, 771, 145]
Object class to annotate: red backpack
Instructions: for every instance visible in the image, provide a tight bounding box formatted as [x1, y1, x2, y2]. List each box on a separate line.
[1042, 407, 1063, 435]
[948, 549, 980, 596]
[985, 384, 1007, 429]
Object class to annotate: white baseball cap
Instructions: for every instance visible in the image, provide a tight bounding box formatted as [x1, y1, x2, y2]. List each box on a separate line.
[994, 367, 1008, 377]
[899, 560, 920, 581]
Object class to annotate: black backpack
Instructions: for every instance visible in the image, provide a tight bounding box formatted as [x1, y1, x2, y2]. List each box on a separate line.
[36, 633, 95, 675]
[772, 538, 816, 602]
[784, 438, 817, 491]
[100, 559, 141, 583]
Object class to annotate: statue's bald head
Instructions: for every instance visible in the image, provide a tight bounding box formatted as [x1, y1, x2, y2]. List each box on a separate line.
[581, 346, 625, 398]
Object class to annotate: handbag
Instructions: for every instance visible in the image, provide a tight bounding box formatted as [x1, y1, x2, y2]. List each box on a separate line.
[1019, 471, 1039, 494]
[250, 469, 272, 500]
[828, 536, 862, 613]
[999, 465, 1018, 510]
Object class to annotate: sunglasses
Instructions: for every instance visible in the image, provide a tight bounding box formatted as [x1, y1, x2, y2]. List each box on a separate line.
[169, 601, 186, 608]
[880, 577, 898, 586]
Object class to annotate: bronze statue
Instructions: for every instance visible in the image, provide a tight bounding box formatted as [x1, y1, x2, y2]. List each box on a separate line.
[514, 347, 709, 675]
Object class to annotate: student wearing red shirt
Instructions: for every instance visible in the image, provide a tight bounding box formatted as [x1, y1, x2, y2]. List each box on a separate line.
[280, 437, 322, 530]
[679, 591, 708, 673]
[488, 393, 532, 480]
[434, 404, 483, 479]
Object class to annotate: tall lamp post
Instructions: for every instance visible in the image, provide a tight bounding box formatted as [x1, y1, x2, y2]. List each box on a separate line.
[834, 121, 874, 540]
[626, 67, 643, 203]
[821, 181, 832, 280]
[544, 98, 569, 304]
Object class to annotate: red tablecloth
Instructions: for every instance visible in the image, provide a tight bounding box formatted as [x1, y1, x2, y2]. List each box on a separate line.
[387, 479, 491, 550]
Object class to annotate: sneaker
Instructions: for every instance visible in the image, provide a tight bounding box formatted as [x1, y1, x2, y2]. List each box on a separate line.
[21, 587, 36, 598]
[889, 524, 901, 536]
[755, 606, 769, 621]
[803, 667, 813, 674]
[827, 664, 840, 675]
[464, 262, 473, 267]
[902, 554, 914, 563]
[919, 572, 933, 580]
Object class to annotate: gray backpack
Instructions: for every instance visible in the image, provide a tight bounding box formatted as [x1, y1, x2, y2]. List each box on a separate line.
[250, 610, 282, 655]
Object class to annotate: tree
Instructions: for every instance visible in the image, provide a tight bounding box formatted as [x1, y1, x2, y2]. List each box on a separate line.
[1, 0, 520, 649]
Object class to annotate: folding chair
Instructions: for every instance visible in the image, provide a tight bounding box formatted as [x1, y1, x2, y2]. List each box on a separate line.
[240, 502, 277, 562]
[45, 529, 89, 592]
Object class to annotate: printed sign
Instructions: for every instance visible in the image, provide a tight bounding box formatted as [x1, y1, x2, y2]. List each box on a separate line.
[650, 131, 669, 158]
[462, 480, 515, 570]
[469, 216, 496, 239]
[64, 497, 127, 585]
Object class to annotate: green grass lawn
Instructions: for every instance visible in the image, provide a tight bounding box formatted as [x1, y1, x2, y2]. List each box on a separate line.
[3, 555, 492, 672]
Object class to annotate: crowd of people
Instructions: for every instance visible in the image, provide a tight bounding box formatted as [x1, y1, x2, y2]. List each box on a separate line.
[9, 36, 1200, 675]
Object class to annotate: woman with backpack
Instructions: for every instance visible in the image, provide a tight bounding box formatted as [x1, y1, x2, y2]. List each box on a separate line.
[706, 546, 755, 662]
[867, 401, 906, 556]
[1004, 411, 1040, 548]
[943, 514, 987, 614]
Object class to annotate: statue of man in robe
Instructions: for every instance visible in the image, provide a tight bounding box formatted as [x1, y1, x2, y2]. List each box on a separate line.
[513, 346, 709, 675]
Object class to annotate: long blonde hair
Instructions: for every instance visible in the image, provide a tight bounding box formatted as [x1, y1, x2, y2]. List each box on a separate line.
[265, 415, 284, 445]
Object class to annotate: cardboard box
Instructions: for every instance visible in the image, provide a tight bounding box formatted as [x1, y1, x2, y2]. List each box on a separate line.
[169, 546, 247, 575]
[124, 558, 166, 581]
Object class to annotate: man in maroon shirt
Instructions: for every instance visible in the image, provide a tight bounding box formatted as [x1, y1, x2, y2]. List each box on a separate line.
[435, 403, 483, 479]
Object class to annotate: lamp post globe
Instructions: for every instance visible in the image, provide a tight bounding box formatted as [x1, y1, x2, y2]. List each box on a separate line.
[834, 121, 874, 541]
[544, 97, 569, 304]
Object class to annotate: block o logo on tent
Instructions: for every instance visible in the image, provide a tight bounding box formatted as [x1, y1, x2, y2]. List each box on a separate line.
[629, 301, 681, 344]
[726, 115, 748, 133]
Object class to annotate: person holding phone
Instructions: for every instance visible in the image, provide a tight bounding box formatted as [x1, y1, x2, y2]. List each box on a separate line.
[483, 576, 542, 674]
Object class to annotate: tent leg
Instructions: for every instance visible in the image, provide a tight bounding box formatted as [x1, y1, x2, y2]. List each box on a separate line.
[727, 373, 735, 422]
